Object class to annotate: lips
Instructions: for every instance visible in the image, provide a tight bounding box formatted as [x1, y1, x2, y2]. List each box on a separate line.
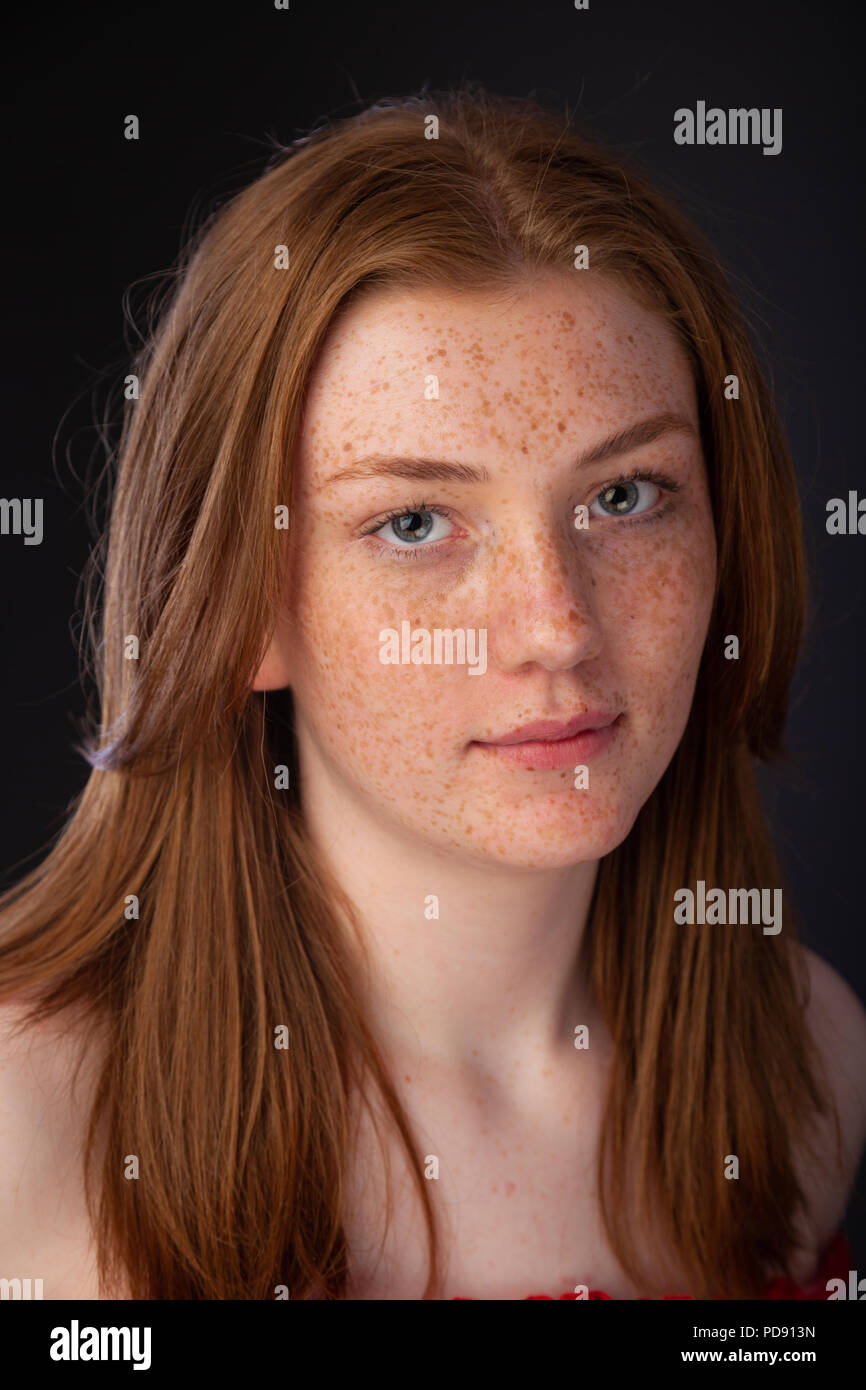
[470, 711, 623, 771]
[479, 712, 621, 745]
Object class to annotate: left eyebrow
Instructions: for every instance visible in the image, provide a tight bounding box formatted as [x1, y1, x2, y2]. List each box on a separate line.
[576, 411, 697, 470]
[321, 411, 697, 489]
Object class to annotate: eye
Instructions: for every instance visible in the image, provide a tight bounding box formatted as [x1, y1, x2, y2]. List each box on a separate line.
[362, 503, 455, 549]
[589, 470, 679, 521]
[592, 477, 657, 518]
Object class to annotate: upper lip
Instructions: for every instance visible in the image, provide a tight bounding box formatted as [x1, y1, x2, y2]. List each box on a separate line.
[476, 712, 621, 745]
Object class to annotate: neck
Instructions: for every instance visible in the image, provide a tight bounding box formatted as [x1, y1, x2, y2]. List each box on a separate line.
[300, 760, 601, 1090]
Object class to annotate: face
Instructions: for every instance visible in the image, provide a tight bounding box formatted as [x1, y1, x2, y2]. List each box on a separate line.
[256, 272, 717, 869]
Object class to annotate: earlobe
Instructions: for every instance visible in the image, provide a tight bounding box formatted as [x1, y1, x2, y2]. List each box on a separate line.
[250, 637, 293, 691]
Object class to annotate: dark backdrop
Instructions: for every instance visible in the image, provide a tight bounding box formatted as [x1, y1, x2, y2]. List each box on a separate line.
[1, 0, 864, 1275]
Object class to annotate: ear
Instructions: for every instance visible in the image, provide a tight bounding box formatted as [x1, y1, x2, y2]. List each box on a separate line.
[251, 633, 293, 691]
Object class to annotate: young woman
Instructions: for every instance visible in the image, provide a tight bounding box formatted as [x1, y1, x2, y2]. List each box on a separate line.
[1, 87, 864, 1302]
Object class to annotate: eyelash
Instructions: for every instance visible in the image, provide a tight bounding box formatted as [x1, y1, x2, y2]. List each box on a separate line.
[358, 500, 457, 561]
[593, 467, 682, 519]
[359, 468, 682, 561]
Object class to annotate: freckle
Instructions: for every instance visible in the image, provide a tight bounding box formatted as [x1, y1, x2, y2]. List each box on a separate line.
[556, 419, 566, 432]
[404, 1075, 412, 1083]
[342, 441, 351, 451]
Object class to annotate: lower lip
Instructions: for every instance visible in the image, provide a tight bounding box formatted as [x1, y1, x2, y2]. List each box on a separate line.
[471, 715, 623, 770]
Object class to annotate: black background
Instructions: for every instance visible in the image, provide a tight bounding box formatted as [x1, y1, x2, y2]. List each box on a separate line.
[1, 0, 864, 1276]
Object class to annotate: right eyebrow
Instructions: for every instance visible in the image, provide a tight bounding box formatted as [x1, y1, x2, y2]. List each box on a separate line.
[322, 456, 491, 488]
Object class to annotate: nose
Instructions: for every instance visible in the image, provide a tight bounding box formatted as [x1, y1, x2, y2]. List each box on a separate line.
[484, 520, 603, 673]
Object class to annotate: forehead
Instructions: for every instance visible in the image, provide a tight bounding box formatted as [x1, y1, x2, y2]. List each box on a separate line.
[299, 272, 697, 476]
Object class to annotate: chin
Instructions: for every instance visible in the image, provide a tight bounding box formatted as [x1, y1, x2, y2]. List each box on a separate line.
[448, 798, 639, 871]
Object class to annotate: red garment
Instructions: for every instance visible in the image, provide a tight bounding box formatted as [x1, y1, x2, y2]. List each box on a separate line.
[453, 1228, 852, 1300]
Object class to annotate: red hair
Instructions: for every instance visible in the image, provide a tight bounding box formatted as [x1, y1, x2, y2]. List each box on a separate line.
[0, 87, 837, 1298]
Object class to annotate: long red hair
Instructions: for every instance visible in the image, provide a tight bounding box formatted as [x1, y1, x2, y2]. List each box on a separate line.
[0, 86, 838, 1298]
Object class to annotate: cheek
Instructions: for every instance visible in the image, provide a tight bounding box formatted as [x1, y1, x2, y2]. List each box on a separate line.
[288, 537, 470, 768]
[598, 521, 716, 727]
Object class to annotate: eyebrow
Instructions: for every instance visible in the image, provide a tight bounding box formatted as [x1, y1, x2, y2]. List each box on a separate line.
[322, 412, 698, 489]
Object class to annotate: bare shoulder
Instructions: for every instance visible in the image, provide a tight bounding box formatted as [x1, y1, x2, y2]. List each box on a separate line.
[800, 945, 866, 1136]
[794, 945, 866, 1248]
[0, 993, 100, 1099]
[0, 993, 93, 1192]
[0, 995, 105, 1296]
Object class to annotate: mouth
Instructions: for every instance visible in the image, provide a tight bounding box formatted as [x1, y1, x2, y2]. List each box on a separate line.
[470, 711, 623, 771]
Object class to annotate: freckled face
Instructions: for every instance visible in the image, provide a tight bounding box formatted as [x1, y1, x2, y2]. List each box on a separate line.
[273, 273, 717, 869]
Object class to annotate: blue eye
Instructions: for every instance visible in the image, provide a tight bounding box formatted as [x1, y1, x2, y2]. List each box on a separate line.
[365, 503, 455, 549]
[389, 509, 436, 542]
[588, 470, 681, 521]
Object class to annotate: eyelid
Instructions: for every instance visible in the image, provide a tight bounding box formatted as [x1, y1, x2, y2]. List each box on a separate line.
[588, 467, 681, 520]
[358, 467, 683, 561]
[358, 499, 461, 560]
[359, 499, 456, 539]
[360, 470, 680, 534]
[594, 466, 681, 495]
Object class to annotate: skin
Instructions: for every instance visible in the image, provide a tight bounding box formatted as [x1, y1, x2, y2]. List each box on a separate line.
[249, 270, 724, 1295]
[254, 271, 717, 1072]
[0, 273, 864, 1302]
